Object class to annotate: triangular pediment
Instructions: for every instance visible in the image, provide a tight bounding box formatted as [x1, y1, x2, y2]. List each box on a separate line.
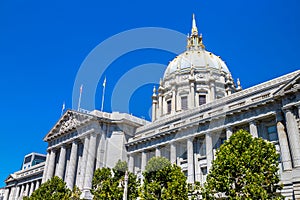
[273, 72, 300, 97]
[44, 110, 97, 142]
[5, 174, 16, 183]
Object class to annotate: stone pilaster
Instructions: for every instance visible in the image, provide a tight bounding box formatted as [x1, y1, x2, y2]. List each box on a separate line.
[78, 136, 90, 189]
[284, 109, 300, 167]
[66, 140, 79, 189]
[171, 88, 176, 114]
[141, 151, 147, 172]
[206, 133, 213, 171]
[159, 93, 163, 117]
[46, 149, 56, 181]
[187, 137, 195, 183]
[249, 121, 258, 138]
[209, 81, 215, 101]
[226, 127, 233, 140]
[189, 82, 195, 109]
[170, 142, 176, 164]
[82, 133, 97, 199]
[56, 145, 67, 179]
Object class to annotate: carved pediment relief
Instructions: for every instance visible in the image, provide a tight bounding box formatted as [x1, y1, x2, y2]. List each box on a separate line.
[274, 73, 300, 97]
[44, 110, 96, 142]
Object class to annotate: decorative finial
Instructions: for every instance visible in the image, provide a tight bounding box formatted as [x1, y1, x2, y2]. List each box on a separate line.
[159, 78, 163, 86]
[192, 13, 198, 36]
[153, 85, 156, 93]
[236, 78, 242, 91]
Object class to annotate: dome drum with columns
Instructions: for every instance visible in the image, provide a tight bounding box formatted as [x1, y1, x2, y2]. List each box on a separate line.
[151, 14, 241, 121]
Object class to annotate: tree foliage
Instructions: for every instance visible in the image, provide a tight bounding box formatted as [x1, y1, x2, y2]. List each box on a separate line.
[140, 156, 188, 200]
[91, 160, 139, 200]
[24, 176, 71, 200]
[202, 129, 282, 199]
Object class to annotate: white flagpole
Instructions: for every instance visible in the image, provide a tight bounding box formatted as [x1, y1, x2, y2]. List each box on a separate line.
[78, 84, 83, 111]
[61, 101, 65, 116]
[101, 77, 106, 112]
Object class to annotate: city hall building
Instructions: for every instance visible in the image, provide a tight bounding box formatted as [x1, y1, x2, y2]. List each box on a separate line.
[4, 16, 300, 199]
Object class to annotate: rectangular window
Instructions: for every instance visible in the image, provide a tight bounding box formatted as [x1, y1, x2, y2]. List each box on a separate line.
[201, 167, 207, 175]
[167, 100, 171, 114]
[267, 125, 278, 141]
[181, 96, 188, 110]
[199, 95, 206, 105]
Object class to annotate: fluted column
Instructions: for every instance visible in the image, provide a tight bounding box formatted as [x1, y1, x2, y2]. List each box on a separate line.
[82, 133, 97, 197]
[187, 137, 194, 183]
[171, 88, 176, 114]
[206, 133, 213, 171]
[226, 127, 233, 140]
[155, 147, 161, 157]
[29, 181, 35, 196]
[159, 93, 163, 117]
[78, 136, 90, 189]
[35, 180, 40, 190]
[141, 151, 147, 172]
[56, 145, 67, 179]
[276, 119, 292, 171]
[19, 185, 24, 199]
[42, 151, 50, 183]
[128, 154, 134, 173]
[8, 187, 15, 200]
[66, 140, 79, 189]
[189, 82, 195, 109]
[46, 149, 56, 181]
[249, 121, 258, 138]
[170, 142, 176, 164]
[209, 81, 215, 101]
[284, 109, 300, 167]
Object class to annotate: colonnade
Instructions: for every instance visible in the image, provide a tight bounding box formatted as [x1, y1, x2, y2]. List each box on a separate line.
[4, 179, 41, 200]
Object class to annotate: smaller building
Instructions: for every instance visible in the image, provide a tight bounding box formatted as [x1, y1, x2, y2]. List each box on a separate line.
[3, 153, 45, 200]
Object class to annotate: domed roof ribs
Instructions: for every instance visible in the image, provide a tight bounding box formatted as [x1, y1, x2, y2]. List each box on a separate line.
[187, 14, 205, 51]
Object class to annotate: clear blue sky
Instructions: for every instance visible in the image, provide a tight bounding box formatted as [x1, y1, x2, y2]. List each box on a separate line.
[0, 0, 299, 186]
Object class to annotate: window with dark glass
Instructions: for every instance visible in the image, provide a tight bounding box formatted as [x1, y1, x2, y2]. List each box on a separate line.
[199, 95, 206, 105]
[267, 125, 278, 141]
[167, 100, 171, 114]
[181, 96, 188, 110]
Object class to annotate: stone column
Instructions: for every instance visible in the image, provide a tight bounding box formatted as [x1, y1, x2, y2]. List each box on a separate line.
[206, 133, 213, 171]
[42, 151, 50, 183]
[3, 188, 9, 200]
[66, 140, 79, 189]
[19, 185, 24, 199]
[171, 88, 176, 114]
[170, 142, 176, 164]
[187, 137, 195, 183]
[141, 151, 147, 172]
[8, 187, 15, 200]
[249, 121, 258, 138]
[155, 147, 161, 157]
[209, 81, 215, 101]
[152, 99, 157, 121]
[24, 183, 29, 197]
[35, 180, 40, 190]
[276, 120, 292, 171]
[189, 82, 195, 109]
[128, 154, 134, 173]
[29, 181, 35, 196]
[46, 149, 56, 181]
[15, 186, 20, 200]
[226, 127, 233, 140]
[82, 133, 97, 199]
[159, 93, 163, 117]
[78, 136, 90, 189]
[56, 145, 67, 179]
[284, 109, 300, 167]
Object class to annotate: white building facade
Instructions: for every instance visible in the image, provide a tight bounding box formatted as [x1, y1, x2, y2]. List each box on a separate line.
[3, 15, 300, 199]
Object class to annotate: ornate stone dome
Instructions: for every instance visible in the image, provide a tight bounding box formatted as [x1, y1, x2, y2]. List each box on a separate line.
[164, 50, 230, 78]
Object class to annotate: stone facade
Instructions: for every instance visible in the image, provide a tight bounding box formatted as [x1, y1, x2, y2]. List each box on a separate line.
[3, 15, 300, 199]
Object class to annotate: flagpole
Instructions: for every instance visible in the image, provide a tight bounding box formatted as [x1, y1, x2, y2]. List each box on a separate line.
[101, 77, 106, 112]
[78, 84, 83, 111]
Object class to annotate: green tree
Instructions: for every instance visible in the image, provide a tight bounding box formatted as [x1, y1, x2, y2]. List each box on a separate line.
[91, 161, 139, 200]
[24, 176, 71, 200]
[140, 156, 188, 200]
[202, 129, 282, 199]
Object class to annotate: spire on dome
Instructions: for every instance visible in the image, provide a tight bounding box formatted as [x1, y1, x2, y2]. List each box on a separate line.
[191, 13, 198, 35]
